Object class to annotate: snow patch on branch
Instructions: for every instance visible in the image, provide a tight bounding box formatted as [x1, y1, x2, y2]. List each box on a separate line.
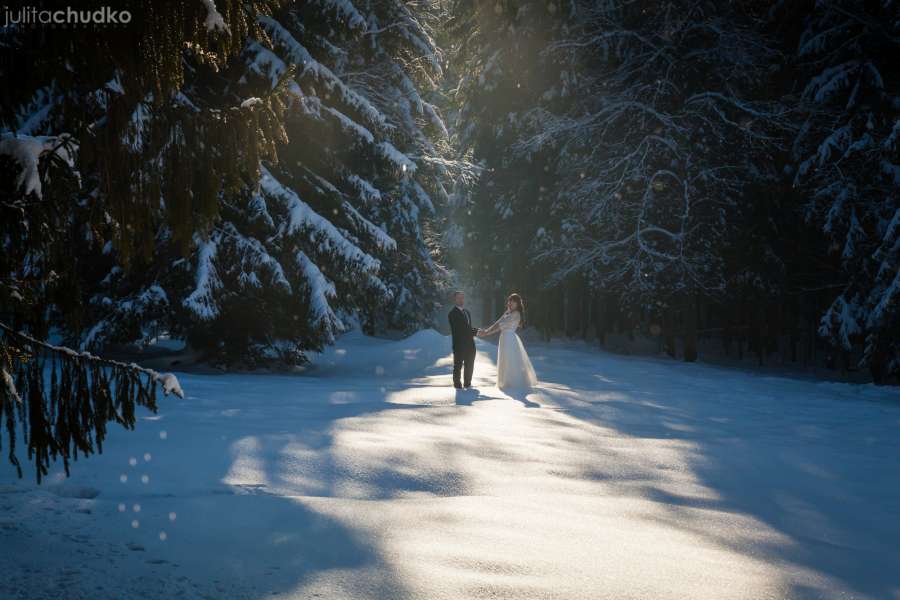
[314, 0, 366, 30]
[1, 367, 20, 404]
[218, 222, 292, 292]
[0, 133, 78, 198]
[259, 167, 380, 272]
[342, 201, 396, 251]
[296, 251, 343, 340]
[347, 174, 382, 203]
[155, 373, 184, 399]
[411, 181, 435, 214]
[257, 15, 386, 128]
[245, 42, 287, 88]
[199, 0, 229, 32]
[183, 235, 222, 320]
[322, 104, 375, 144]
[819, 295, 862, 349]
[16, 86, 56, 135]
[377, 142, 416, 173]
[125, 99, 152, 151]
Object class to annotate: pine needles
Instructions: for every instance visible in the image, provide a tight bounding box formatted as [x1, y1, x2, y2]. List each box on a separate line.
[0, 322, 183, 484]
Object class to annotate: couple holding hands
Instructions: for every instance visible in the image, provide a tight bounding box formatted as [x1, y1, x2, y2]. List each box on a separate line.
[448, 291, 538, 391]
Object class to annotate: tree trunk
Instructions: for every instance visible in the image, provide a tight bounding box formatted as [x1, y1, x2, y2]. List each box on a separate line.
[540, 290, 551, 341]
[594, 294, 607, 346]
[565, 280, 579, 337]
[869, 342, 886, 384]
[722, 319, 733, 358]
[790, 322, 798, 363]
[683, 292, 698, 363]
[749, 303, 764, 367]
[662, 304, 677, 359]
[581, 281, 590, 339]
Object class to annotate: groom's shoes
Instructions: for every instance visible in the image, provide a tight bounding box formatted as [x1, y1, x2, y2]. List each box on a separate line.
[454, 384, 462, 389]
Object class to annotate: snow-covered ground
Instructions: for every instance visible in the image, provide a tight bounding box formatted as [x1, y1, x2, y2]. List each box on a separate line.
[2, 330, 900, 599]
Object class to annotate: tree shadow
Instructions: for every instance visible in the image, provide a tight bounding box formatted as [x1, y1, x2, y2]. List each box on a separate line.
[524, 342, 900, 599]
[14, 334, 896, 598]
[4, 333, 540, 599]
[0, 371, 430, 600]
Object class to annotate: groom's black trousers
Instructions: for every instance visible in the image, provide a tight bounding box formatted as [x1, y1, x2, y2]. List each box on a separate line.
[453, 348, 475, 388]
[449, 307, 477, 388]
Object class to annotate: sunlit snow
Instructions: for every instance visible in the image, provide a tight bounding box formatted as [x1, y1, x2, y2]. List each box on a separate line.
[1, 330, 898, 599]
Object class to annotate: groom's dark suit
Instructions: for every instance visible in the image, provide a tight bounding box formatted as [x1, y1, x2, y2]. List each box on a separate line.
[448, 306, 477, 388]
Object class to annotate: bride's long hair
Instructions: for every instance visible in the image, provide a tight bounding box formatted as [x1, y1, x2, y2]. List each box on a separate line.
[507, 293, 525, 328]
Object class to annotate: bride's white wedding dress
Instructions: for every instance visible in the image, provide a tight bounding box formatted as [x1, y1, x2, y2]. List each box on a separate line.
[486, 311, 538, 390]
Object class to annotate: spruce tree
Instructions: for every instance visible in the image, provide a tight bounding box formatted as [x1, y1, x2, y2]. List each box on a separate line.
[0, 2, 450, 368]
[784, 0, 900, 381]
[0, 0, 251, 479]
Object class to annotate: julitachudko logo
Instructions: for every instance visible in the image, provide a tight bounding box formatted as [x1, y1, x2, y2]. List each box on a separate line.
[2, 5, 132, 27]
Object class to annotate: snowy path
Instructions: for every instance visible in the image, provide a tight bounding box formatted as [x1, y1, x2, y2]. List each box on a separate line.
[2, 330, 900, 599]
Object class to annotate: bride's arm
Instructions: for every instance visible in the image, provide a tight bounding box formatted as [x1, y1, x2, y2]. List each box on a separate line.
[480, 314, 504, 336]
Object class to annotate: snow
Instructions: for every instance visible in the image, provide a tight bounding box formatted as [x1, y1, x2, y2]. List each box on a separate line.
[182, 235, 221, 321]
[411, 180, 435, 213]
[104, 76, 124, 95]
[377, 141, 417, 173]
[1, 367, 19, 404]
[146, 334, 186, 353]
[296, 250, 342, 335]
[347, 174, 382, 203]
[341, 201, 396, 251]
[321, 104, 375, 144]
[257, 15, 386, 128]
[869, 268, 900, 328]
[395, 19, 442, 76]
[199, 0, 229, 32]
[154, 373, 184, 399]
[882, 159, 900, 185]
[125, 100, 151, 151]
[0, 133, 77, 199]
[245, 41, 287, 88]
[219, 222, 292, 293]
[819, 295, 862, 350]
[240, 97, 263, 109]
[1, 331, 899, 598]
[247, 192, 275, 228]
[259, 166, 381, 272]
[316, 0, 367, 31]
[15, 87, 56, 135]
[79, 319, 109, 350]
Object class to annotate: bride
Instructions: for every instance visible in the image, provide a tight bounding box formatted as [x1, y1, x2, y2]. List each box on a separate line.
[477, 293, 538, 390]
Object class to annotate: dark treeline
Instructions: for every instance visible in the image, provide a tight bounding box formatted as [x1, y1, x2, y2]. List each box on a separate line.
[444, 0, 899, 383]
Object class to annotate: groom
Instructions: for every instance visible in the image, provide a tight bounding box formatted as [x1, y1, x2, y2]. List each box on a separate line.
[448, 290, 478, 389]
